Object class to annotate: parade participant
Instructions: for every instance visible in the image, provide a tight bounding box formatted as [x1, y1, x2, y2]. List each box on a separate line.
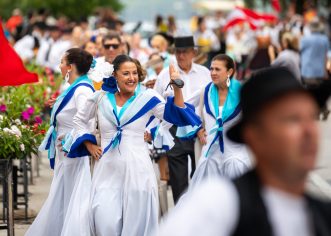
[184, 54, 250, 191]
[158, 67, 331, 236]
[154, 35, 211, 203]
[65, 55, 201, 236]
[26, 48, 95, 236]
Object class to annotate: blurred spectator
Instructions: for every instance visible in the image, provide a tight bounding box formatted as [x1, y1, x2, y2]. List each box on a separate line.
[272, 32, 300, 80]
[144, 52, 165, 88]
[14, 21, 47, 62]
[6, 8, 24, 41]
[150, 32, 174, 68]
[300, 18, 329, 85]
[83, 40, 98, 58]
[36, 25, 71, 72]
[129, 32, 149, 64]
[193, 16, 220, 64]
[167, 15, 177, 36]
[97, 30, 123, 64]
[155, 15, 168, 33]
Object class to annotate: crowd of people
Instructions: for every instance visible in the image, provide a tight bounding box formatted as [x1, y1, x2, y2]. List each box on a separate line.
[2, 6, 331, 236]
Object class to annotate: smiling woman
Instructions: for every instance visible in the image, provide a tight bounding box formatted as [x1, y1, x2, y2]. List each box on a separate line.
[61, 54, 201, 235]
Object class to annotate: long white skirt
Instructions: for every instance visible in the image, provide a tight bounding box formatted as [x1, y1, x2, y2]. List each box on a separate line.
[89, 137, 159, 236]
[25, 153, 91, 236]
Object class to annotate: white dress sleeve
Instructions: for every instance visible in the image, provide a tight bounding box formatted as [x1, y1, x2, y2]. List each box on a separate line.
[158, 178, 240, 236]
[64, 91, 100, 157]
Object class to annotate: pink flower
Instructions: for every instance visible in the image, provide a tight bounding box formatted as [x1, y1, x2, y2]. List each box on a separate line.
[21, 111, 30, 121]
[34, 116, 42, 124]
[27, 107, 34, 115]
[0, 104, 6, 112]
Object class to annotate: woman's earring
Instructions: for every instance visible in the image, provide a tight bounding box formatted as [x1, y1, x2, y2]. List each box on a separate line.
[226, 74, 231, 87]
[65, 71, 70, 83]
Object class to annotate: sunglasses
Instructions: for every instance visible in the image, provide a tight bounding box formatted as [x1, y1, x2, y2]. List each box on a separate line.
[103, 44, 120, 50]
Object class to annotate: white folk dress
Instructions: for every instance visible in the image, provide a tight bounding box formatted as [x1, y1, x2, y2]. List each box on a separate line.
[67, 86, 200, 236]
[25, 76, 94, 236]
[182, 80, 251, 192]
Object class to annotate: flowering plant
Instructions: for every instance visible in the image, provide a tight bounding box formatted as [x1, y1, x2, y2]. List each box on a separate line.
[0, 63, 62, 159]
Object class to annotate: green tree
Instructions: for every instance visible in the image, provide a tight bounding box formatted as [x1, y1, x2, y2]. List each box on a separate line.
[0, 0, 124, 20]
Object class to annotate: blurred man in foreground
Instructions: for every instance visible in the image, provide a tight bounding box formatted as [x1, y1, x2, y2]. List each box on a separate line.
[159, 67, 331, 236]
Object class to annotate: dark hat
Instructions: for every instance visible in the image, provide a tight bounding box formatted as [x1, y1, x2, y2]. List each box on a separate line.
[227, 67, 331, 143]
[174, 36, 197, 49]
[149, 32, 174, 47]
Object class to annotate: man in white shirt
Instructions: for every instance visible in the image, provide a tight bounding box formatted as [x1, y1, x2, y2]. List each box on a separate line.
[14, 22, 46, 62]
[154, 35, 211, 203]
[159, 67, 331, 235]
[36, 25, 71, 73]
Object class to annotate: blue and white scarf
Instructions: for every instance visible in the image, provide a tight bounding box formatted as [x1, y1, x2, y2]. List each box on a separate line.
[204, 79, 241, 157]
[39, 75, 95, 168]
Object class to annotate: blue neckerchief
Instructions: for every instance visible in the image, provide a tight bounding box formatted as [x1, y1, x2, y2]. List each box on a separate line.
[39, 75, 94, 168]
[204, 79, 241, 157]
[107, 82, 141, 119]
[102, 87, 161, 155]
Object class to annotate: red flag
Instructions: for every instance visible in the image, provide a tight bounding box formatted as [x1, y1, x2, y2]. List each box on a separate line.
[272, 0, 281, 12]
[223, 7, 278, 31]
[0, 21, 38, 86]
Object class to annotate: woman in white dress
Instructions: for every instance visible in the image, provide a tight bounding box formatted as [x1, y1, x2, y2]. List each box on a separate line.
[66, 55, 200, 236]
[26, 48, 95, 236]
[179, 54, 251, 191]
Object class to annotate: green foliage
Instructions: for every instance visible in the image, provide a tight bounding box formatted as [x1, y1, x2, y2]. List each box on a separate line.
[0, 0, 124, 20]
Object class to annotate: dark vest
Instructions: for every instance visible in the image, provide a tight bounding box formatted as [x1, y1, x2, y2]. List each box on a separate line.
[232, 170, 331, 236]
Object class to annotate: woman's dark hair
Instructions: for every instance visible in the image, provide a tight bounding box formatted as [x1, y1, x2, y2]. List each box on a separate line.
[65, 48, 93, 75]
[133, 58, 146, 82]
[113, 55, 144, 82]
[212, 54, 236, 78]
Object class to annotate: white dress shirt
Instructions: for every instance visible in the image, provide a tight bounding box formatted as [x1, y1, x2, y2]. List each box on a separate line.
[154, 63, 211, 101]
[36, 38, 71, 72]
[158, 179, 314, 236]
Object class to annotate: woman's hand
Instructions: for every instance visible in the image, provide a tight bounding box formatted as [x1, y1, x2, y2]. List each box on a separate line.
[85, 141, 102, 160]
[57, 134, 65, 147]
[169, 64, 185, 107]
[144, 131, 152, 143]
[197, 128, 207, 145]
[169, 64, 180, 83]
[46, 97, 57, 108]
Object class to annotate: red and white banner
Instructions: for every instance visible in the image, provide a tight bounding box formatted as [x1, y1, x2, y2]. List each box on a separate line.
[223, 7, 278, 31]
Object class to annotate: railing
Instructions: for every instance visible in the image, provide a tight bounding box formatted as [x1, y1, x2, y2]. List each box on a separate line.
[0, 159, 15, 236]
